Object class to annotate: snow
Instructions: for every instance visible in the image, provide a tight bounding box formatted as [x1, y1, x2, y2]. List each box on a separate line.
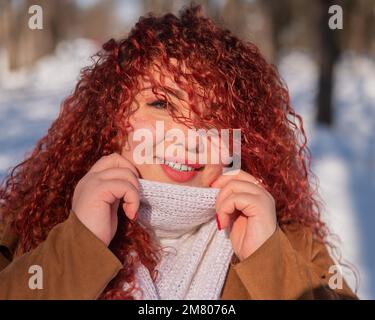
[279, 52, 375, 299]
[0, 39, 99, 175]
[0, 40, 374, 299]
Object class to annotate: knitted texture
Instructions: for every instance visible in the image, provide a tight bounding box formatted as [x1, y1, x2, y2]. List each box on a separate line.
[125, 178, 234, 300]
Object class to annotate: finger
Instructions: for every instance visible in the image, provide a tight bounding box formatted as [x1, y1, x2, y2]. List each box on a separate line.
[96, 167, 140, 191]
[216, 180, 264, 209]
[89, 152, 139, 177]
[98, 179, 140, 219]
[211, 170, 260, 188]
[216, 193, 260, 229]
[111, 198, 121, 219]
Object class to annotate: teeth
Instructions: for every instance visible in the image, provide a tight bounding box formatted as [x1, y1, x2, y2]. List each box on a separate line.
[164, 160, 194, 172]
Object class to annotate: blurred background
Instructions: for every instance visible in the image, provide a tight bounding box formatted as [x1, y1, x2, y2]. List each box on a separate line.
[0, 0, 374, 299]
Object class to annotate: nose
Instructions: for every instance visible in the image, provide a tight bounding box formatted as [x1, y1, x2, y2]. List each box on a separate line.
[186, 131, 206, 154]
[161, 122, 207, 162]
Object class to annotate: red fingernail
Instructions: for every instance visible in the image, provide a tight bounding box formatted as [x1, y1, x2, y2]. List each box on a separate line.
[216, 214, 221, 231]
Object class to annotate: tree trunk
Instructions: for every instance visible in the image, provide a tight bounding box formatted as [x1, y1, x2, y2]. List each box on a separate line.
[316, 0, 342, 126]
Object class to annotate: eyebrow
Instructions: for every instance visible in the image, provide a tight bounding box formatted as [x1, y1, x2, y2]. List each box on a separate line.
[142, 86, 186, 100]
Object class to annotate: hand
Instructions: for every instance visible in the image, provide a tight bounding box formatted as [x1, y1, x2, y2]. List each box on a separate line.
[211, 170, 277, 262]
[71, 152, 140, 246]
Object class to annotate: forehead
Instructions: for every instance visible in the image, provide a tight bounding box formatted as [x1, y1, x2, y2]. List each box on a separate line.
[136, 58, 204, 102]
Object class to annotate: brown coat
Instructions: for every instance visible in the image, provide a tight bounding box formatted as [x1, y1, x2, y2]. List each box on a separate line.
[0, 210, 357, 300]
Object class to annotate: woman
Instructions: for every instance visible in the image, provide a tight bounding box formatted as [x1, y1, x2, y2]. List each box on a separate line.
[0, 5, 357, 299]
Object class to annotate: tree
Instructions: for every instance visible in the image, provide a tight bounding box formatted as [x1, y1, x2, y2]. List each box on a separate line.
[316, 0, 342, 126]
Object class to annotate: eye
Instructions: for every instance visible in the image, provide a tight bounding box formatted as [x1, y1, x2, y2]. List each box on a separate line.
[147, 99, 168, 109]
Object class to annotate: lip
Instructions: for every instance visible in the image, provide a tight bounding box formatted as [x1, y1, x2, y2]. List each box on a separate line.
[160, 164, 198, 182]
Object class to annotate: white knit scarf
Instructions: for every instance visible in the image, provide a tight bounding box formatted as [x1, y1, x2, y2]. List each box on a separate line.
[124, 178, 234, 300]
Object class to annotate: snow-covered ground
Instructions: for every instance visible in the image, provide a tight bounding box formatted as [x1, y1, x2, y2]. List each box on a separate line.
[279, 52, 375, 299]
[0, 39, 99, 174]
[0, 40, 374, 299]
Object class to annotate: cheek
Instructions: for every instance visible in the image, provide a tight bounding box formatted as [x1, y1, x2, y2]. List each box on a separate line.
[130, 113, 156, 130]
[130, 113, 181, 146]
[124, 114, 176, 164]
[205, 135, 233, 166]
[124, 116, 156, 155]
[203, 164, 224, 186]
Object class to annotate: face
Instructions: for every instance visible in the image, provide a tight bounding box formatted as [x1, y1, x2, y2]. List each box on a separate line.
[121, 63, 231, 187]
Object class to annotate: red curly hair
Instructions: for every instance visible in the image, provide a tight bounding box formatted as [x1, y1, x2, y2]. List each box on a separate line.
[0, 4, 331, 299]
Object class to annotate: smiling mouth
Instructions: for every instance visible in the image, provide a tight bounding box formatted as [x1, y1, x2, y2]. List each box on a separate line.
[157, 157, 205, 172]
[163, 160, 195, 172]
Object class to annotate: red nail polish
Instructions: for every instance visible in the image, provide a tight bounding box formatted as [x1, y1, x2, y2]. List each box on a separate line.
[216, 214, 221, 230]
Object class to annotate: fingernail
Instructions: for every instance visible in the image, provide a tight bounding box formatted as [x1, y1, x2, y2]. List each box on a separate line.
[216, 214, 221, 231]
